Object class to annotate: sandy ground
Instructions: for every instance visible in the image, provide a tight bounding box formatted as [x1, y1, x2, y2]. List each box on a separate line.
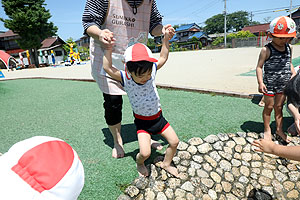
[2, 45, 300, 96]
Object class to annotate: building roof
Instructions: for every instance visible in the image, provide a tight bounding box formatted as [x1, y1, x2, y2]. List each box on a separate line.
[0, 30, 18, 38]
[188, 32, 208, 40]
[176, 23, 200, 32]
[40, 36, 65, 49]
[242, 23, 269, 34]
[169, 35, 179, 43]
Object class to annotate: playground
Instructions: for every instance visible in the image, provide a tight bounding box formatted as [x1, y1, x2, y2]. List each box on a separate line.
[1, 46, 300, 199]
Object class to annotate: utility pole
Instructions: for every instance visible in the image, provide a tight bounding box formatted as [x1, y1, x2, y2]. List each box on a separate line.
[224, 0, 227, 48]
[290, 0, 292, 18]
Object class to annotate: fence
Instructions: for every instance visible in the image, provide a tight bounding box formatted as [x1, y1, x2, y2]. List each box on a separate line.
[231, 36, 269, 48]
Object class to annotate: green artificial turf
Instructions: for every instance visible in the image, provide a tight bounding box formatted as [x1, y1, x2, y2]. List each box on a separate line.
[0, 79, 294, 199]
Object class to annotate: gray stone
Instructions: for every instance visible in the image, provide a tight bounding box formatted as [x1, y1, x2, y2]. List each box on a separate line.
[217, 133, 229, 141]
[165, 188, 174, 199]
[208, 189, 217, 200]
[212, 141, 223, 150]
[190, 161, 202, 169]
[233, 137, 246, 145]
[177, 141, 189, 150]
[188, 137, 203, 146]
[174, 188, 186, 198]
[231, 159, 241, 167]
[181, 181, 194, 192]
[187, 145, 198, 154]
[144, 188, 156, 200]
[209, 151, 221, 162]
[197, 169, 209, 178]
[177, 151, 191, 160]
[134, 177, 149, 190]
[197, 143, 212, 154]
[220, 159, 232, 171]
[117, 194, 131, 200]
[204, 135, 219, 143]
[157, 192, 167, 200]
[125, 185, 139, 197]
[274, 170, 288, 182]
[192, 155, 203, 163]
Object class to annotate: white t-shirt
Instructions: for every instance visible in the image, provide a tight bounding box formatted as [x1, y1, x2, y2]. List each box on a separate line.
[120, 63, 161, 116]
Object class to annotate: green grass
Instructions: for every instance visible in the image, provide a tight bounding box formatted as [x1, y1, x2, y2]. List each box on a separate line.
[0, 79, 294, 199]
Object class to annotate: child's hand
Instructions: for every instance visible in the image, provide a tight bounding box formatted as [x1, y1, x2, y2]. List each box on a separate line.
[258, 83, 267, 94]
[252, 138, 276, 154]
[162, 24, 175, 40]
[98, 29, 116, 50]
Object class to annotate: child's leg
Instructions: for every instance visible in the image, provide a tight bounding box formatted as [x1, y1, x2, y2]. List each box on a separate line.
[136, 132, 151, 177]
[160, 126, 179, 177]
[274, 94, 291, 142]
[263, 95, 274, 140]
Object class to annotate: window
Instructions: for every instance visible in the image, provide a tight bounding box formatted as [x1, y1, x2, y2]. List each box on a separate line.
[55, 51, 62, 56]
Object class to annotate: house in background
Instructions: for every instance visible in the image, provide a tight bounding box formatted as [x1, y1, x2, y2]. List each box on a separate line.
[242, 23, 269, 36]
[38, 36, 66, 64]
[75, 35, 90, 48]
[162, 23, 211, 48]
[0, 30, 66, 65]
[0, 30, 24, 56]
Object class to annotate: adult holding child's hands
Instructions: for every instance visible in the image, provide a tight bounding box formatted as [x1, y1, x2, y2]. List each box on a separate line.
[82, 0, 174, 158]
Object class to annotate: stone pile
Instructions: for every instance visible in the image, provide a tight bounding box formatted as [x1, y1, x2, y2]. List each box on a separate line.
[118, 132, 300, 200]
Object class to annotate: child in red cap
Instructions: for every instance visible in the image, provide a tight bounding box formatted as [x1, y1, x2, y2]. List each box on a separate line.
[256, 16, 297, 142]
[103, 27, 179, 177]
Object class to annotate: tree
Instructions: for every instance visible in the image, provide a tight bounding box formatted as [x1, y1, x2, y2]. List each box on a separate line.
[204, 11, 258, 34]
[204, 14, 225, 34]
[227, 11, 251, 32]
[1, 0, 58, 67]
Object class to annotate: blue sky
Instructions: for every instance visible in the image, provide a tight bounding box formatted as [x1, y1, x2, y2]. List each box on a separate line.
[0, 0, 299, 41]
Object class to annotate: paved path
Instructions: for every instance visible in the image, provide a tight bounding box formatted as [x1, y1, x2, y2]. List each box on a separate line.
[2, 46, 300, 97]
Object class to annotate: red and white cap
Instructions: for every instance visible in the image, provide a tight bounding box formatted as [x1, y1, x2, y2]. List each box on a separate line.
[124, 43, 158, 63]
[0, 136, 85, 200]
[269, 16, 297, 38]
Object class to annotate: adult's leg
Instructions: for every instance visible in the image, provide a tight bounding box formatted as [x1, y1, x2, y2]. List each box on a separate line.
[103, 93, 124, 158]
[160, 126, 179, 177]
[274, 93, 291, 142]
[136, 132, 151, 177]
[263, 95, 274, 140]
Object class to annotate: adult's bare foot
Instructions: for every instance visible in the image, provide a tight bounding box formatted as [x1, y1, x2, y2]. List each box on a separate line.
[161, 163, 179, 177]
[151, 139, 163, 150]
[112, 143, 124, 158]
[137, 163, 149, 177]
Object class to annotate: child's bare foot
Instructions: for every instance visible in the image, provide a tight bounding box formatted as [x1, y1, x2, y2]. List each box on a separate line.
[137, 163, 149, 177]
[161, 163, 179, 177]
[276, 131, 291, 143]
[112, 143, 124, 158]
[263, 131, 272, 140]
[151, 139, 163, 150]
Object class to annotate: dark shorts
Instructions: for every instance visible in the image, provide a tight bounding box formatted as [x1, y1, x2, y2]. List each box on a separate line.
[134, 110, 170, 135]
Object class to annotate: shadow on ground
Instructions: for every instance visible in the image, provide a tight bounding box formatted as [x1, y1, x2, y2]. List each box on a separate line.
[240, 117, 294, 134]
[247, 188, 273, 200]
[102, 123, 167, 162]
